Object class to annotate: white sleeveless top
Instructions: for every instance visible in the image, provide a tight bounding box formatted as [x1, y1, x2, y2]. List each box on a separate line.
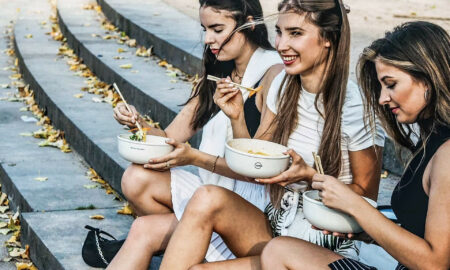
[266, 70, 385, 188]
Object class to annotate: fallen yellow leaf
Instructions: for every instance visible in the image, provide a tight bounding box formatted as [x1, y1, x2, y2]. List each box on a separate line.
[117, 203, 134, 216]
[89, 215, 105, 220]
[73, 93, 84, 98]
[33, 177, 48, 182]
[24, 34, 33, 39]
[119, 63, 133, 69]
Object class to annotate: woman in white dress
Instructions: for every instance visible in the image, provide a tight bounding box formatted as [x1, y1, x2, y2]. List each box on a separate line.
[107, 0, 283, 268]
[158, 0, 385, 269]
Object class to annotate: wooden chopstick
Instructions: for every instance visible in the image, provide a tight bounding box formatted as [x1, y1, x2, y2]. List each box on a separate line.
[206, 75, 261, 93]
[312, 152, 324, 174]
[113, 83, 144, 135]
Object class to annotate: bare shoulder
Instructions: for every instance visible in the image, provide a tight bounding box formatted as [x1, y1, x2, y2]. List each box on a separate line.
[429, 139, 450, 184]
[264, 64, 284, 82]
[260, 64, 284, 94]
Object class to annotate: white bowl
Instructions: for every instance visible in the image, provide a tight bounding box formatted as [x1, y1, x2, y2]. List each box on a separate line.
[117, 134, 174, 164]
[303, 190, 377, 233]
[225, 138, 290, 178]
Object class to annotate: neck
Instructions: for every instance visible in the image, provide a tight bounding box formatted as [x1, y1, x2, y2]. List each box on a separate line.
[300, 61, 327, 94]
[234, 43, 258, 77]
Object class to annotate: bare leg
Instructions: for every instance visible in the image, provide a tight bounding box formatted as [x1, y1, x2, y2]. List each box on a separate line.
[106, 214, 178, 270]
[260, 237, 343, 270]
[121, 164, 173, 216]
[189, 256, 261, 270]
[160, 185, 272, 270]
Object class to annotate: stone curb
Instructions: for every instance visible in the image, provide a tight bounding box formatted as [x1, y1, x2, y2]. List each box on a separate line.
[97, 0, 203, 76]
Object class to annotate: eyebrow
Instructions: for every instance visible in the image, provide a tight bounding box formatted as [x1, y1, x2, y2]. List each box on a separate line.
[202, 23, 224, 28]
[275, 25, 304, 31]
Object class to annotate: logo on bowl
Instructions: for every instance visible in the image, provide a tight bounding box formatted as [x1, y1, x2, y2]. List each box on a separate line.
[254, 162, 262, 169]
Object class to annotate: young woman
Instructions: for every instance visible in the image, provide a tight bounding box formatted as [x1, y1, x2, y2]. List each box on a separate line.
[158, 0, 385, 269]
[260, 21, 450, 270]
[107, 0, 283, 268]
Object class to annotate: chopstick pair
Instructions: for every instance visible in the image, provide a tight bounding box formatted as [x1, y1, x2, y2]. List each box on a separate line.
[312, 152, 324, 175]
[113, 83, 145, 136]
[206, 75, 263, 97]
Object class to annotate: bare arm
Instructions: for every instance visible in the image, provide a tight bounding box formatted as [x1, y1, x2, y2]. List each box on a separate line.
[163, 97, 199, 143]
[347, 146, 383, 200]
[349, 141, 450, 270]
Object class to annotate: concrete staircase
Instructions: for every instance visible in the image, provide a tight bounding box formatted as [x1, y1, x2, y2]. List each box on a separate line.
[0, 0, 402, 269]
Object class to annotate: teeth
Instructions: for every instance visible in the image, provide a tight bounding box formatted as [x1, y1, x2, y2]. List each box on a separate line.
[282, 56, 297, 61]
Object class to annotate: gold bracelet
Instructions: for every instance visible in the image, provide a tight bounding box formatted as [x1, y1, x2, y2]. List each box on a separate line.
[212, 155, 220, 173]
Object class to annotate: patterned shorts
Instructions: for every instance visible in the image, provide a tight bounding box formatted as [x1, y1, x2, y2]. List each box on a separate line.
[328, 258, 377, 270]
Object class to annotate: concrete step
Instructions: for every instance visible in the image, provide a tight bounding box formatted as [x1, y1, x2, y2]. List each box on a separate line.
[0, 91, 132, 269]
[97, 0, 203, 76]
[56, 0, 201, 148]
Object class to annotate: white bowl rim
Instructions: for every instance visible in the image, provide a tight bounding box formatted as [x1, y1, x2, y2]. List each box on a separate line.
[303, 190, 377, 208]
[226, 138, 290, 159]
[117, 134, 171, 147]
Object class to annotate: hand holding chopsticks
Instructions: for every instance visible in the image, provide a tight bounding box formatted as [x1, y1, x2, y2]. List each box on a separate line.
[207, 75, 263, 97]
[113, 83, 145, 139]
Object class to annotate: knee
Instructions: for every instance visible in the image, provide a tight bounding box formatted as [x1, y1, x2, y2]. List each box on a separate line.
[184, 185, 227, 218]
[127, 216, 152, 243]
[261, 237, 288, 268]
[121, 164, 151, 200]
[188, 264, 209, 270]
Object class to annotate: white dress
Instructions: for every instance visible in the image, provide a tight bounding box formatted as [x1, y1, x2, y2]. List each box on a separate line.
[170, 48, 281, 262]
[264, 70, 385, 260]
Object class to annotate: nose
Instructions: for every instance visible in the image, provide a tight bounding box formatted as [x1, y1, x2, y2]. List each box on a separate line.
[204, 30, 214, 46]
[378, 87, 391, 105]
[275, 33, 289, 53]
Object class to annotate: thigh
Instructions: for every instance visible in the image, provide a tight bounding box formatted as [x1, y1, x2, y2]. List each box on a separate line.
[192, 256, 261, 270]
[269, 236, 342, 270]
[198, 186, 273, 257]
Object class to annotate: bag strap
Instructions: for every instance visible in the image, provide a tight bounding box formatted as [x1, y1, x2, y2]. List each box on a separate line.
[85, 225, 117, 240]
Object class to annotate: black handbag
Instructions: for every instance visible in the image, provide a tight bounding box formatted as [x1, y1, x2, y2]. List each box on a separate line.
[82, 225, 125, 268]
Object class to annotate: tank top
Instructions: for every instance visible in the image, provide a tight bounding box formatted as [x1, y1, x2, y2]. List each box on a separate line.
[244, 80, 262, 137]
[391, 124, 450, 238]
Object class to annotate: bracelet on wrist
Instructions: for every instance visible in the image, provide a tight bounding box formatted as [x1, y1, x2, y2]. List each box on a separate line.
[212, 155, 220, 173]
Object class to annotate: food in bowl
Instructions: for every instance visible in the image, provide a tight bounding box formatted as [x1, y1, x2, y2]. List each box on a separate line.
[303, 190, 377, 233]
[117, 134, 174, 164]
[247, 150, 270, 156]
[225, 138, 290, 178]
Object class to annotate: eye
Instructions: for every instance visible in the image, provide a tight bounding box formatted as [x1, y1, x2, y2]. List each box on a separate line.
[275, 29, 281, 36]
[214, 29, 223, 34]
[291, 31, 302, 37]
[387, 83, 396, 89]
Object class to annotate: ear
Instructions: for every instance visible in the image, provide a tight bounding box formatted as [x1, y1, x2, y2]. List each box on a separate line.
[246, 16, 255, 30]
[324, 40, 331, 48]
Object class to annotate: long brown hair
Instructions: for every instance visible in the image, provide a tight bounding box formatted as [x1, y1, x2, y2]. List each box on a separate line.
[358, 21, 450, 158]
[269, 0, 351, 207]
[186, 0, 274, 130]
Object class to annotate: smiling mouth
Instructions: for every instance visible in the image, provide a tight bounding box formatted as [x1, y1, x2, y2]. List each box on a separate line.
[210, 49, 220, 55]
[281, 55, 298, 65]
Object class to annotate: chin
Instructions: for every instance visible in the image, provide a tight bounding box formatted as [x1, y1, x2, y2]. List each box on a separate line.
[284, 65, 304, 76]
[396, 115, 416, 124]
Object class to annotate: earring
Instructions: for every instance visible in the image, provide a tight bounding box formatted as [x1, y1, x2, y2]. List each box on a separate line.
[424, 89, 429, 101]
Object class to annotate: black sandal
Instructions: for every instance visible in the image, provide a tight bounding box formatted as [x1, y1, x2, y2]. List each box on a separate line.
[82, 225, 125, 268]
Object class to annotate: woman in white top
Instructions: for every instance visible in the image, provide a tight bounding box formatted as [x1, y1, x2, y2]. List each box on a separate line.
[159, 0, 384, 269]
[107, 0, 282, 268]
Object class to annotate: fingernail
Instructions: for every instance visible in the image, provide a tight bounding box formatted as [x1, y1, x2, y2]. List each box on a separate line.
[255, 179, 260, 182]
[228, 83, 234, 87]
[233, 87, 239, 90]
[144, 165, 148, 168]
[148, 160, 153, 163]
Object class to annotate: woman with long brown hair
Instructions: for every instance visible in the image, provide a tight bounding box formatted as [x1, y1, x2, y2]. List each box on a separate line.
[158, 0, 385, 269]
[260, 21, 450, 270]
[105, 0, 283, 268]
